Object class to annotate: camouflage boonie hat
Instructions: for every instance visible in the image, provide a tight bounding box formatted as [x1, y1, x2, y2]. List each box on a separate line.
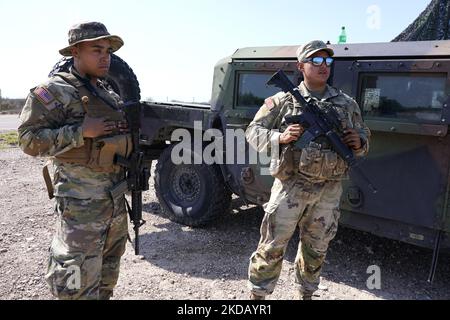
[296, 40, 334, 62]
[59, 22, 124, 56]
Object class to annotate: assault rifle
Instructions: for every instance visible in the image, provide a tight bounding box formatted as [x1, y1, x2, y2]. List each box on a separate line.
[267, 70, 377, 194]
[115, 101, 150, 255]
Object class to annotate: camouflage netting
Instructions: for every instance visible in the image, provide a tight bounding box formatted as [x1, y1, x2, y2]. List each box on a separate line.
[393, 0, 450, 41]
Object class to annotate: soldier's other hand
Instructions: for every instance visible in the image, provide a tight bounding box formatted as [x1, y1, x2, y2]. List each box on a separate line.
[81, 116, 116, 138]
[279, 124, 305, 145]
[343, 128, 362, 150]
[117, 120, 129, 134]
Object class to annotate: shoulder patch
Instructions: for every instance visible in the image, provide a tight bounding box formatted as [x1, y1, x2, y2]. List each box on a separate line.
[265, 98, 275, 110]
[33, 87, 56, 110]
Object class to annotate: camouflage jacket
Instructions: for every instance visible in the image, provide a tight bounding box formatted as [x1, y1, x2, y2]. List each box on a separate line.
[246, 82, 371, 181]
[18, 68, 126, 200]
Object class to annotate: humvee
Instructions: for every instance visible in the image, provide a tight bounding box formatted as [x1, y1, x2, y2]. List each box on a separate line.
[51, 39, 450, 280]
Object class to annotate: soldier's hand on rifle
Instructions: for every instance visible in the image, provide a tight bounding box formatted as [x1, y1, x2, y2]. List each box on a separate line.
[279, 124, 305, 145]
[343, 128, 362, 150]
[117, 120, 130, 134]
[81, 115, 117, 138]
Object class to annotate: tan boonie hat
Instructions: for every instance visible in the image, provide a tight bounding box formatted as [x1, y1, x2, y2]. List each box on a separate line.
[59, 22, 124, 56]
[296, 40, 334, 62]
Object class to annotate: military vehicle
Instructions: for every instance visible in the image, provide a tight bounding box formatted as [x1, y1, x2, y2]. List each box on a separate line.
[50, 39, 450, 281]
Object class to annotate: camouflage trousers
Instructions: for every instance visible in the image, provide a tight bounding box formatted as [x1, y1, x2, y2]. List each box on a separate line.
[248, 176, 342, 297]
[45, 195, 128, 300]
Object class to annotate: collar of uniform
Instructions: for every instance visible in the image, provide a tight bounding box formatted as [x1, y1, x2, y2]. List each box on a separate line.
[70, 66, 103, 88]
[298, 82, 340, 101]
[70, 66, 84, 80]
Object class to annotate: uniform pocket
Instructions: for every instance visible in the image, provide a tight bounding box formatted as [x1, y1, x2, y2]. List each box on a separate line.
[89, 135, 132, 171]
[299, 147, 323, 178]
[96, 139, 118, 168]
[269, 145, 295, 181]
[323, 208, 341, 245]
[333, 157, 348, 177]
[322, 151, 338, 178]
[299, 148, 348, 179]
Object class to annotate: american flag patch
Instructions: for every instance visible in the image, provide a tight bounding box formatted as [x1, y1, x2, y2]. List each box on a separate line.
[34, 87, 55, 107]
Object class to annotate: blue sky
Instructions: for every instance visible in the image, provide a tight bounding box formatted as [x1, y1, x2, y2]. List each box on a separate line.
[0, 0, 431, 102]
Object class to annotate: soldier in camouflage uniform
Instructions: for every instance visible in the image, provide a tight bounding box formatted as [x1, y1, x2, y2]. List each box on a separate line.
[246, 40, 371, 300]
[18, 22, 132, 300]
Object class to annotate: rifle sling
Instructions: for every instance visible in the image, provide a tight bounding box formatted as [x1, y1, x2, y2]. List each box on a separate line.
[42, 164, 55, 200]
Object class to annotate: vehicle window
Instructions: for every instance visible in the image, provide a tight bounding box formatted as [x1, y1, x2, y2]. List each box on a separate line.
[236, 72, 296, 108]
[360, 73, 447, 122]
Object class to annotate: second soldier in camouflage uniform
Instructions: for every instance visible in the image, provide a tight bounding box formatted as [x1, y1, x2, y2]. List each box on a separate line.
[18, 22, 132, 300]
[246, 40, 371, 300]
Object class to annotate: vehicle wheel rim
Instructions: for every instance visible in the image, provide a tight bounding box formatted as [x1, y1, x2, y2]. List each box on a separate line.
[171, 166, 201, 203]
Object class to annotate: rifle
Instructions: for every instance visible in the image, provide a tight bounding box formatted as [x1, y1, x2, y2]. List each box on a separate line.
[115, 101, 150, 255]
[267, 70, 377, 194]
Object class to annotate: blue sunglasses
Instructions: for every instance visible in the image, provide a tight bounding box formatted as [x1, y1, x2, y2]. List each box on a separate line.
[303, 57, 334, 67]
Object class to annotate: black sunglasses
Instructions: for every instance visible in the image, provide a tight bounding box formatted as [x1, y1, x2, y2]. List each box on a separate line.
[303, 57, 334, 67]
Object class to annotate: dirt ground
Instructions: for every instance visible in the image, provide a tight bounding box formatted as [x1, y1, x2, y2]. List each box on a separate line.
[1, 146, 450, 300]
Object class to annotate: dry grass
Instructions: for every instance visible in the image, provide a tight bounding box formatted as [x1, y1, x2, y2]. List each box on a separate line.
[0, 131, 18, 149]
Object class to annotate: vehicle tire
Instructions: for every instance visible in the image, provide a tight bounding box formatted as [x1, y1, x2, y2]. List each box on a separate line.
[48, 54, 141, 102]
[154, 144, 232, 227]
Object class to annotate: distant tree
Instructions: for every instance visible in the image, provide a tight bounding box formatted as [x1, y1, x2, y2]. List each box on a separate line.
[0, 98, 25, 113]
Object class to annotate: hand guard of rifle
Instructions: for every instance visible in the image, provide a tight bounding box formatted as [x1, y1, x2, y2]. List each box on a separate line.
[267, 70, 377, 194]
